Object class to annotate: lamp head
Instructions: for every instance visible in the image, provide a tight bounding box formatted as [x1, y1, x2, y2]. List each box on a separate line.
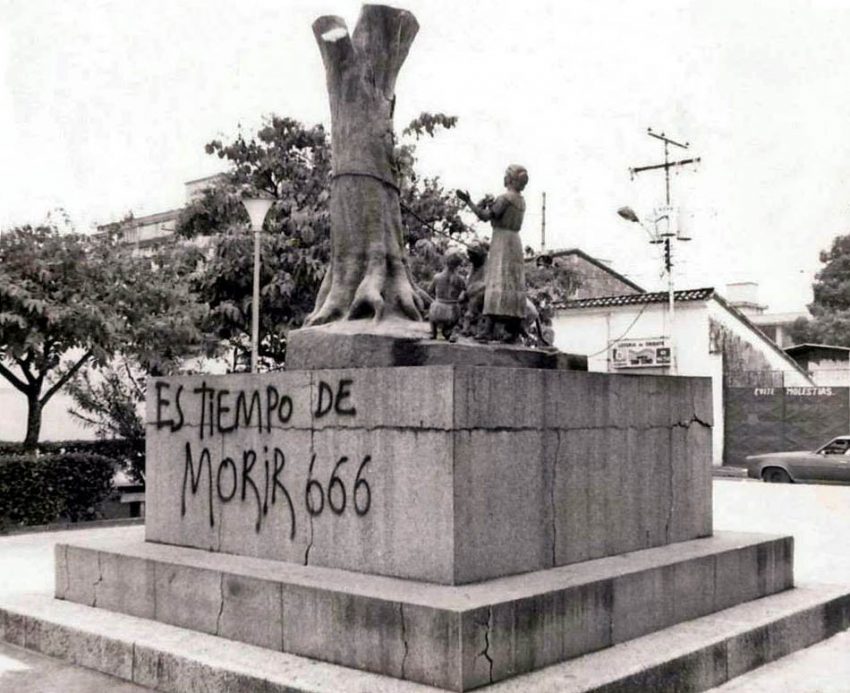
[242, 196, 275, 232]
[616, 206, 640, 223]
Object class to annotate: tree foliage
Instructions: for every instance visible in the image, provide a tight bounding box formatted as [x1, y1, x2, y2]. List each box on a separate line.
[0, 224, 205, 447]
[67, 359, 145, 442]
[789, 234, 850, 347]
[176, 113, 467, 368]
[525, 259, 583, 308]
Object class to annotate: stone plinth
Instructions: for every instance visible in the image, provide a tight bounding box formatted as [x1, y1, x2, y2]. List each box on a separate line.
[54, 531, 793, 691]
[286, 323, 588, 371]
[145, 367, 712, 585]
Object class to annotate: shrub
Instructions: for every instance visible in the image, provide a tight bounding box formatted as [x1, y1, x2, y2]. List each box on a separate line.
[0, 438, 145, 482]
[0, 452, 118, 530]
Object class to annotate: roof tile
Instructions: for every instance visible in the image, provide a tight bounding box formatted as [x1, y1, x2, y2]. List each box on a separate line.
[557, 287, 715, 310]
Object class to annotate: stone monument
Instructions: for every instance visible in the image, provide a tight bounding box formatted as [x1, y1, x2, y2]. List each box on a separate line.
[457, 165, 529, 343]
[4, 5, 847, 692]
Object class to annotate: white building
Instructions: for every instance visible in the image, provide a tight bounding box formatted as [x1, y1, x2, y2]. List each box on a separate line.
[552, 287, 814, 465]
[722, 281, 809, 349]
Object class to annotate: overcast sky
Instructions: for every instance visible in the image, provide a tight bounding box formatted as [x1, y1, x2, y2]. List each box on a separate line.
[3, 0, 850, 312]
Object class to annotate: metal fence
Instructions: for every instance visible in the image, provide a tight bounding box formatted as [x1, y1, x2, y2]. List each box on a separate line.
[724, 373, 849, 465]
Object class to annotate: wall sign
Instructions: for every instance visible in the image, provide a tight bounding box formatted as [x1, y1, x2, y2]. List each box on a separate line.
[610, 337, 672, 369]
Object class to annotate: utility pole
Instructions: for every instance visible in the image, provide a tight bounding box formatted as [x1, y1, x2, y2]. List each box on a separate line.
[541, 192, 547, 252]
[628, 127, 700, 374]
[630, 128, 700, 207]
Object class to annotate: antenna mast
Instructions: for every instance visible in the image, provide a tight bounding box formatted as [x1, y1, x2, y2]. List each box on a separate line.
[541, 192, 547, 251]
[627, 127, 701, 374]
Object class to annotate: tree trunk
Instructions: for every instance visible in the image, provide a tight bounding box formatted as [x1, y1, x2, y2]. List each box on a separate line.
[307, 5, 423, 325]
[24, 393, 42, 450]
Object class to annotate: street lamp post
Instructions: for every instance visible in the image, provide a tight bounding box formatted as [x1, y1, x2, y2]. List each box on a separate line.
[241, 196, 275, 373]
[617, 205, 690, 374]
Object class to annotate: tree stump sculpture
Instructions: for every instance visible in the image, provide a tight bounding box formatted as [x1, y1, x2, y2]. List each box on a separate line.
[307, 5, 423, 325]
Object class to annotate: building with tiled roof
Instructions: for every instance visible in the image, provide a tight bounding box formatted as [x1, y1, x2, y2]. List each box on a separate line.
[551, 286, 814, 465]
[527, 248, 644, 299]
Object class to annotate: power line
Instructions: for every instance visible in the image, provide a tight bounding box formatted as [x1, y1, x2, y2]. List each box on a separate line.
[584, 301, 653, 358]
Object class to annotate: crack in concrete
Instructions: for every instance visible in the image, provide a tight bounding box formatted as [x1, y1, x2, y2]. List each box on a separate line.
[665, 429, 674, 542]
[62, 545, 70, 599]
[478, 606, 494, 684]
[550, 431, 561, 568]
[674, 414, 712, 429]
[279, 584, 286, 652]
[147, 420, 712, 436]
[304, 519, 314, 566]
[712, 555, 719, 612]
[399, 603, 409, 679]
[304, 402, 316, 567]
[131, 642, 136, 683]
[92, 552, 103, 608]
[215, 573, 225, 635]
[152, 564, 159, 620]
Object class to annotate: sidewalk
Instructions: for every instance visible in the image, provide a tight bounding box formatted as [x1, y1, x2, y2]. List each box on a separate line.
[1, 482, 850, 692]
[0, 639, 146, 692]
[0, 525, 150, 691]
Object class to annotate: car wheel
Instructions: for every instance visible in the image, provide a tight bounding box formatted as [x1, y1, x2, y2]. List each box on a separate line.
[762, 468, 792, 483]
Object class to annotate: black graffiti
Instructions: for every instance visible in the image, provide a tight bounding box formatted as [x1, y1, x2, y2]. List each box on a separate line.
[305, 453, 324, 516]
[353, 455, 372, 516]
[181, 442, 214, 526]
[305, 454, 371, 519]
[271, 449, 296, 539]
[159, 378, 358, 438]
[180, 442, 296, 537]
[314, 379, 357, 418]
[328, 457, 348, 514]
[191, 382, 294, 439]
[241, 449, 261, 531]
[155, 382, 185, 432]
[216, 457, 237, 502]
[180, 445, 372, 536]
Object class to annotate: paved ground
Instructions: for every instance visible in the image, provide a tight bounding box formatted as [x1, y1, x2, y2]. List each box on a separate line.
[707, 479, 850, 692]
[1, 480, 850, 692]
[0, 639, 147, 692]
[0, 526, 151, 692]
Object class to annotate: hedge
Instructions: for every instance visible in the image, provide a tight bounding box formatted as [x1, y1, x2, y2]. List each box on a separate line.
[0, 438, 145, 482]
[0, 438, 143, 459]
[0, 452, 121, 530]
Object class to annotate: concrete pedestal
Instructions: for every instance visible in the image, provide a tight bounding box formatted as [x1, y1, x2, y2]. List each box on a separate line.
[144, 367, 712, 584]
[54, 531, 792, 690]
[286, 323, 588, 371]
[39, 362, 835, 690]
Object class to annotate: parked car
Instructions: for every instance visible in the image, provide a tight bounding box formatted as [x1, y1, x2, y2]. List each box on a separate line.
[746, 436, 850, 483]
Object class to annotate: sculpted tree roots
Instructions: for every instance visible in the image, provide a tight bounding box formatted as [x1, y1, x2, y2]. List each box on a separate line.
[307, 5, 423, 326]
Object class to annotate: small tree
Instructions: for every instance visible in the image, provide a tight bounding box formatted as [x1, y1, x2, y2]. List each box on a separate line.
[525, 259, 583, 308]
[67, 359, 144, 440]
[789, 234, 850, 347]
[0, 225, 205, 447]
[176, 112, 466, 368]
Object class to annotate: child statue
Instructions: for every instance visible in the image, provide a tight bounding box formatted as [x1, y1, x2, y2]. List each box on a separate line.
[427, 251, 466, 341]
[456, 164, 529, 343]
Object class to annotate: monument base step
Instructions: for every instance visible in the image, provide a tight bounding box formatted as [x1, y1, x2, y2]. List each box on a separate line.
[285, 320, 588, 370]
[2, 584, 849, 692]
[55, 530, 792, 690]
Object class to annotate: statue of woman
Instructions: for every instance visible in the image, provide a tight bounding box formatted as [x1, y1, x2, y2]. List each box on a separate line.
[457, 165, 529, 342]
